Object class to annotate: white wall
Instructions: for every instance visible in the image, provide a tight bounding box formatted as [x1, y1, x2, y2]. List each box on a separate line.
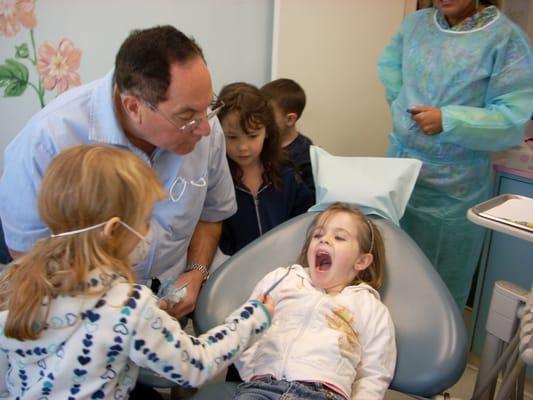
[500, 0, 533, 41]
[0, 0, 273, 170]
[3, 1, 530, 165]
[272, 0, 408, 157]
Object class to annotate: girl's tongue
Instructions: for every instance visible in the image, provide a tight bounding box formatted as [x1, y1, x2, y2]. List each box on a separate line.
[316, 251, 332, 271]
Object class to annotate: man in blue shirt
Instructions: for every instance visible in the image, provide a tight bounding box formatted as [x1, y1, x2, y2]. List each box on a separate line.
[0, 26, 236, 320]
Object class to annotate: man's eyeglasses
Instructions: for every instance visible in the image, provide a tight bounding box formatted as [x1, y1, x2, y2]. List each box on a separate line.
[146, 94, 225, 134]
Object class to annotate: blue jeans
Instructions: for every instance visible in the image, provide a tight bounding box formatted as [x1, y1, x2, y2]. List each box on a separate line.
[234, 376, 345, 400]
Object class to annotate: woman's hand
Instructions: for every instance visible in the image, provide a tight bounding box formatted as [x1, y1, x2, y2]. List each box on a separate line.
[410, 105, 443, 135]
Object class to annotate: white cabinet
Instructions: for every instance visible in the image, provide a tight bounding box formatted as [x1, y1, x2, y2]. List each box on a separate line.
[470, 170, 533, 378]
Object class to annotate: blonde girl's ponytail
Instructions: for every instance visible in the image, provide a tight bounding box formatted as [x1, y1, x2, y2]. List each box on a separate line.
[0, 240, 57, 339]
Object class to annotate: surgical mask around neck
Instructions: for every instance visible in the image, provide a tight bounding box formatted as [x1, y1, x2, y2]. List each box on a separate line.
[51, 219, 153, 265]
[127, 227, 152, 265]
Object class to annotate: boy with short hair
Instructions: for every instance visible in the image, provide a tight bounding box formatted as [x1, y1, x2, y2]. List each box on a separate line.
[261, 79, 315, 199]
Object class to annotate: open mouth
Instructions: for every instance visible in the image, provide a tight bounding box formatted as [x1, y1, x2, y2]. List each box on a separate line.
[315, 250, 332, 271]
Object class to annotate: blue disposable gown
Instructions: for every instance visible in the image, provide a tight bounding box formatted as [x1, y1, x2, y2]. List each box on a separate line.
[377, 8, 533, 309]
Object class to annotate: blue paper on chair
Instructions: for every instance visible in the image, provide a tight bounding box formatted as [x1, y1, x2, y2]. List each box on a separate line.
[309, 146, 422, 225]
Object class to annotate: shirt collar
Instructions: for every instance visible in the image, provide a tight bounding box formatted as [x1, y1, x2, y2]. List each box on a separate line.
[436, 5, 498, 32]
[88, 70, 131, 147]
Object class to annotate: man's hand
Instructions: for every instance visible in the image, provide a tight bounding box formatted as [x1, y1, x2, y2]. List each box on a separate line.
[159, 220, 221, 319]
[409, 105, 443, 135]
[159, 269, 204, 319]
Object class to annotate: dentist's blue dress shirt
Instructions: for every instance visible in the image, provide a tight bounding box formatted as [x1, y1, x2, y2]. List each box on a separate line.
[0, 71, 236, 290]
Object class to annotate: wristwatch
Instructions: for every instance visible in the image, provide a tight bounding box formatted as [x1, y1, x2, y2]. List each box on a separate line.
[185, 263, 209, 282]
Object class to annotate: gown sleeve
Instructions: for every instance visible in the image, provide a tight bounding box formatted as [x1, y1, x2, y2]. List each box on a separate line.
[377, 31, 404, 106]
[440, 29, 533, 152]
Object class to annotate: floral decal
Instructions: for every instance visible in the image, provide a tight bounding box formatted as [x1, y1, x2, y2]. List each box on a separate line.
[0, 0, 82, 108]
[37, 39, 81, 94]
[0, 0, 36, 37]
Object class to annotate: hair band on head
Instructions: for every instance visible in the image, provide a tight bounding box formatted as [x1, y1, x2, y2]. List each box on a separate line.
[365, 218, 375, 254]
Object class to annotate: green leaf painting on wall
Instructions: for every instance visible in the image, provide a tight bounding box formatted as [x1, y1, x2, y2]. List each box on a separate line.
[0, 58, 29, 97]
[0, 0, 82, 108]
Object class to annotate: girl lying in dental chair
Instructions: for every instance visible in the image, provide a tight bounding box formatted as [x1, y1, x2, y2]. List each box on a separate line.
[233, 202, 397, 400]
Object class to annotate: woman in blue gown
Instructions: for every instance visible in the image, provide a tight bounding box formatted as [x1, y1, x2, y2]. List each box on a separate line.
[377, 0, 533, 309]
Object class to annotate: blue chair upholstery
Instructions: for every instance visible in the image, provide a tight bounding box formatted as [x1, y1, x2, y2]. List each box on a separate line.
[191, 212, 468, 399]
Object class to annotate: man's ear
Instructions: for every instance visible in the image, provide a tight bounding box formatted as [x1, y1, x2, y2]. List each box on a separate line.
[120, 94, 143, 124]
[286, 112, 298, 128]
[354, 253, 373, 272]
[103, 217, 122, 239]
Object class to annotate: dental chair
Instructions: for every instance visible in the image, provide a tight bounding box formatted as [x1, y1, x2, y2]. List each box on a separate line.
[190, 211, 468, 399]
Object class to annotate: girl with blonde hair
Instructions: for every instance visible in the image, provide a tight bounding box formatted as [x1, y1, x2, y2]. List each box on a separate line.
[0, 144, 272, 399]
[234, 202, 396, 400]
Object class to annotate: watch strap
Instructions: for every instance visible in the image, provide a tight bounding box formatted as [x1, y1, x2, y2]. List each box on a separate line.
[186, 263, 209, 282]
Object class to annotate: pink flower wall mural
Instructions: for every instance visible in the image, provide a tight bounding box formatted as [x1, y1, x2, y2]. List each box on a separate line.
[37, 39, 82, 93]
[0, 0, 36, 37]
[0, 0, 82, 108]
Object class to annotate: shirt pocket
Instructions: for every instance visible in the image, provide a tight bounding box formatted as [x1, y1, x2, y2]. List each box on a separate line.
[157, 170, 208, 241]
